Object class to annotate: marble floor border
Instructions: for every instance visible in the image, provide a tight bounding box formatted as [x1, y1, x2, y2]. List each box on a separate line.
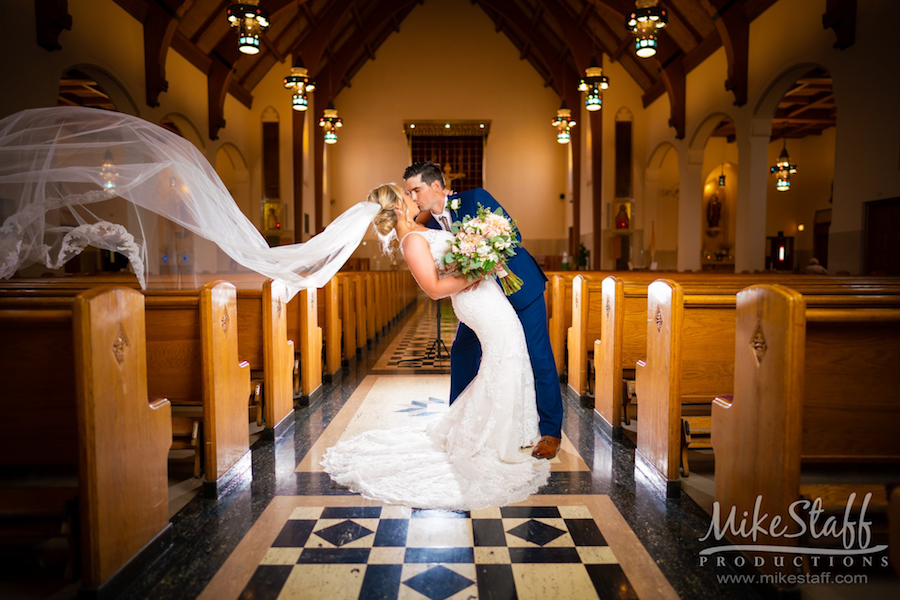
[197, 494, 678, 600]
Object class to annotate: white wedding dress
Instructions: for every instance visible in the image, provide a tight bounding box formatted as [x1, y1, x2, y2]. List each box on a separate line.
[321, 229, 551, 510]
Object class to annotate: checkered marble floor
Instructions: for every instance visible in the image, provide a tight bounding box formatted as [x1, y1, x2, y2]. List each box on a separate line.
[237, 504, 637, 600]
[199, 376, 678, 600]
[372, 299, 458, 373]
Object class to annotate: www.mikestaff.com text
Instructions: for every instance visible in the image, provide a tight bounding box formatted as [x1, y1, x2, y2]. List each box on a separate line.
[716, 573, 868, 585]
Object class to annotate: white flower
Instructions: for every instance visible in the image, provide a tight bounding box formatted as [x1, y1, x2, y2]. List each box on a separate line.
[449, 198, 460, 211]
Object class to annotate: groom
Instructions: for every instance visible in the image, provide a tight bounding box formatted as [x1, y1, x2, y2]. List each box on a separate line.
[404, 161, 563, 459]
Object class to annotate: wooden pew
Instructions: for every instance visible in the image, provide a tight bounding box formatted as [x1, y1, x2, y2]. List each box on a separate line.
[365, 273, 377, 343]
[633, 279, 900, 495]
[0, 287, 172, 596]
[356, 273, 369, 349]
[298, 288, 323, 402]
[0, 279, 256, 496]
[593, 274, 900, 436]
[318, 277, 342, 382]
[236, 280, 294, 438]
[143, 282, 252, 496]
[336, 273, 358, 362]
[545, 272, 580, 376]
[567, 274, 605, 399]
[633, 279, 735, 496]
[712, 284, 900, 557]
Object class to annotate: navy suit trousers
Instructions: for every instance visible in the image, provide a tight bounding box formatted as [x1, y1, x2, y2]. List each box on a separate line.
[449, 293, 563, 438]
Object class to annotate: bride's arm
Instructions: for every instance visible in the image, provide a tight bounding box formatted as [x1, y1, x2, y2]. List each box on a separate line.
[402, 234, 474, 300]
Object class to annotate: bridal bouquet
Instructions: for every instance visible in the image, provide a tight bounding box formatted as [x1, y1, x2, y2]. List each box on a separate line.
[441, 204, 524, 295]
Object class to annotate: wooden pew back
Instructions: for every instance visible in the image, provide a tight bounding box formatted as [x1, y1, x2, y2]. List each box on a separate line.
[594, 274, 900, 430]
[712, 285, 900, 543]
[0, 288, 173, 589]
[237, 281, 294, 434]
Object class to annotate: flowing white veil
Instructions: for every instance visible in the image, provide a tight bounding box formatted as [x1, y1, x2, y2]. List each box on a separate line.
[0, 106, 378, 297]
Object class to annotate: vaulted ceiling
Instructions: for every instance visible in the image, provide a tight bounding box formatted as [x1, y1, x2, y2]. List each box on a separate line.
[43, 1, 853, 140]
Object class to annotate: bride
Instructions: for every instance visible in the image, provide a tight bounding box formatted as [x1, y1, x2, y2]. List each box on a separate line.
[321, 184, 551, 511]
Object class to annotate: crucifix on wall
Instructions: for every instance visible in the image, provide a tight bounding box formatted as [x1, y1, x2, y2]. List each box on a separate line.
[406, 121, 490, 193]
[441, 161, 466, 192]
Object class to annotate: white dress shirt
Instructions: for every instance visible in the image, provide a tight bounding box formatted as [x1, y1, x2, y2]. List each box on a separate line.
[435, 200, 453, 231]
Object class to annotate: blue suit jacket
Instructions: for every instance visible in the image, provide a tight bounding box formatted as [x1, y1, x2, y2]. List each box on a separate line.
[424, 188, 547, 310]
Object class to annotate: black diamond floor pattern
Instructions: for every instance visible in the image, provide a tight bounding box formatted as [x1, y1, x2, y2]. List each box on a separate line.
[314, 520, 375, 547]
[506, 518, 567, 546]
[403, 565, 475, 600]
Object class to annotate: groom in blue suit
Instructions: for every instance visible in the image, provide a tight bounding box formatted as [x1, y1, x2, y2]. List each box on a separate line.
[404, 161, 563, 459]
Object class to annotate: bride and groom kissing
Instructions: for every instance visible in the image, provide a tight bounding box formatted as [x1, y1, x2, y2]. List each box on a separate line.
[321, 161, 564, 510]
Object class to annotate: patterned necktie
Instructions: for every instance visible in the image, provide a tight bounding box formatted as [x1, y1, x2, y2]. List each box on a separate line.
[439, 214, 451, 231]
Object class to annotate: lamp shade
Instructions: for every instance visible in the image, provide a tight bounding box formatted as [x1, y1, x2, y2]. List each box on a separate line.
[551, 102, 576, 144]
[626, 1, 667, 59]
[226, 0, 270, 55]
[319, 104, 343, 144]
[284, 58, 316, 112]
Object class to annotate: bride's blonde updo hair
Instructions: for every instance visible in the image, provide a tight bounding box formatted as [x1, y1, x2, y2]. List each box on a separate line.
[367, 183, 410, 255]
[367, 183, 404, 237]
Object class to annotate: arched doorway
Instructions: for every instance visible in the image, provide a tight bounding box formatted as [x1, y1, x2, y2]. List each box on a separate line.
[756, 66, 835, 272]
[692, 114, 738, 272]
[58, 66, 139, 116]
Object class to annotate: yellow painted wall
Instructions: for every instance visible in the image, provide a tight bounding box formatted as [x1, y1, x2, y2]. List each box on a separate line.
[328, 0, 567, 255]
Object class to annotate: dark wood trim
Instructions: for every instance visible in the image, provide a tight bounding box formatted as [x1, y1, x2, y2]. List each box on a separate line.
[662, 56, 687, 140]
[171, 30, 213, 73]
[292, 108, 307, 241]
[142, 1, 188, 107]
[227, 81, 254, 109]
[314, 103, 325, 234]
[34, 0, 72, 52]
[291, 0, 357, 71]
[702, 0, 750, 106]
[590, 106, 603, 271]
[206, 50, 234, 140]
[822, 0, 857, 50]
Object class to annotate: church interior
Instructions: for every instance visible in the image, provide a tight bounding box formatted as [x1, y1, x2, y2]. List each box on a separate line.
[1, 0, 899, 599]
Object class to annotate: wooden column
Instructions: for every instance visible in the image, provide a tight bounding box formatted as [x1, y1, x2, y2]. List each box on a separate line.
[570, 119, 582, 260]
[313, 106, 325, 234]
[292, 108, 306, 241]
[590, 106, 603, 270]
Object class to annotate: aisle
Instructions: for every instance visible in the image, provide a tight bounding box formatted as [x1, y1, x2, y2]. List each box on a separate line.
[200, 374, 675, 600]
[121, 298, 765, 600]
[371, 298, 458, 373]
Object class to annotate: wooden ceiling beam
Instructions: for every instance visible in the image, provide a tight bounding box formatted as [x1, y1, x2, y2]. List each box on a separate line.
[189, 0, 230, 46]
[537, 0, 593, 71]
[822, 0, 857, 49]
[665, 0, 704, 44]
[700, 0, 749, 106]
[140, 0, 189, 107]
[476, 0, 569, 94]
[206, 38, 243, 140]
[312, 0, 419, 102]
[34, 0, 72, 51]
[293, 0, 356, 71]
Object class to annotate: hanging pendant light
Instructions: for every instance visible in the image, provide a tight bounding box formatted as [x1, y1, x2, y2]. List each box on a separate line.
[319, 102, 342, 144]
[626, 0, 668, 59]
[770, 138, 797, 192]
[226, 0, 270, 55]
[577, 57, 609, 112]
[283, 56, 316, 111]
[100, 149, 117, 190]
[718, 164, 726, 187]
[551, 101, 576, 144]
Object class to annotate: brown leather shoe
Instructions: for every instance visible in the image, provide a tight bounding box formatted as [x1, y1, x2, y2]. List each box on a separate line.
[531, 435, 561, 459]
